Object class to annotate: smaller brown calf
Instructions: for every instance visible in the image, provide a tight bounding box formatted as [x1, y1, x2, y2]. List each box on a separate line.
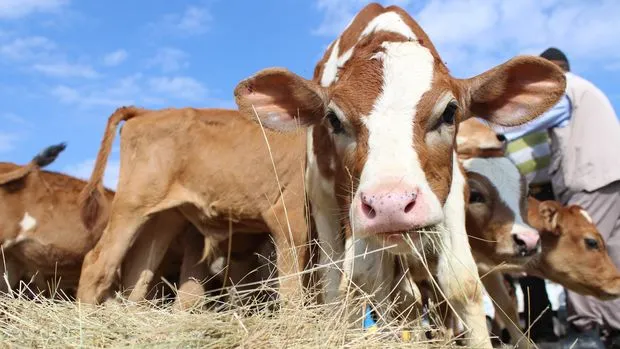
[483, 198, 620, 347]
[522, 197, 620, 298]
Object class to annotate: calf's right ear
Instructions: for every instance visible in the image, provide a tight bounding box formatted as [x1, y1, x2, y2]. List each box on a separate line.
[234, 68, 327, 132]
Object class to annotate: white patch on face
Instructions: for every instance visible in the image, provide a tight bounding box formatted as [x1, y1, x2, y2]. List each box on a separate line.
[357, 41, 437, 202]
[580, 209, 593, 224]
[320, 10, 416, 88]
[456, 136, 467, 147]
[320, 39, 341, 87]
[360, 11, 416, 40]
[462, 157, 530, 230]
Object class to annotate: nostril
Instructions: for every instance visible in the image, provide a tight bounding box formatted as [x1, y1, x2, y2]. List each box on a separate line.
[361, 202, 376, 219]
[513, 234, 525, 248]
[403, 191, 418, 213]
[496, 134, 506, 142]
[404, 201, 415, 213]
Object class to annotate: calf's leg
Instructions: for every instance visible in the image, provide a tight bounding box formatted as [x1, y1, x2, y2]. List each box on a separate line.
[122, 210, 186, 303]
[263, 202, 309, 303]
[173, 229, 210, 311]
[76, 204, 149, 304]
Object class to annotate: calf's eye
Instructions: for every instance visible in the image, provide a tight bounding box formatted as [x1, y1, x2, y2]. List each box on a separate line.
[584, 238, 599, 250]
[469, 190, 485, 204]
[441, 102, 458, 125]
[326, 110, 345, 134]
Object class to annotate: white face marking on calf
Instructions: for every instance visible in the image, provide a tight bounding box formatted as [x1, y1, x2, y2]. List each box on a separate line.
[320, 11, 416, 88]
[320, 39, 341, 87]
[361, 12, 416, 39]
[580, 209, 593, 224]
[355, 41, 442, 221]
[462, 157, 529, 230]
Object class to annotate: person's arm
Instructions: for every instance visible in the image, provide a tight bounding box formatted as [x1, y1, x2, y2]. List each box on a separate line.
[492, 95, 572, 142]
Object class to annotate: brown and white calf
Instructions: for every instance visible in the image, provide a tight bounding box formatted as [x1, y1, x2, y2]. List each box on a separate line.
[0, 143, 114, 296]
[233, 2, 565, 346]
[76, 107, 310, 305]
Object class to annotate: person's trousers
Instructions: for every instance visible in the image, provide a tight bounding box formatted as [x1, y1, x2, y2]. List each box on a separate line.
[556, 180, 620, 332]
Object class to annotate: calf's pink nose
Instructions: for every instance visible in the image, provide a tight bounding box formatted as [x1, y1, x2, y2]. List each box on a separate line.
[513, 230, 540, 255]
[358, 184, 421, 233]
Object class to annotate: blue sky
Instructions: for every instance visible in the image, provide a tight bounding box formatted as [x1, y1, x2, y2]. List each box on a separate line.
[2, 0, 620, 188]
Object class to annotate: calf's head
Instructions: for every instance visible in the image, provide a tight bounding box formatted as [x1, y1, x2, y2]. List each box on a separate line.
[463, 157, 540, 264]
[457, 118, 506, 159]
[529, 199, 620, 300]
[234, 6, 565, 254]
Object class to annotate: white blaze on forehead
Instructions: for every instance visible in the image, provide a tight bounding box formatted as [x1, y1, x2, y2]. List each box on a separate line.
[360, 11, 416, 40]
[462, 157, 528, 226]
[320, 39, 341, 87]
[360, 40, 434, 183]
[580, 209, 593, 224]
[320, 10, 416, 88]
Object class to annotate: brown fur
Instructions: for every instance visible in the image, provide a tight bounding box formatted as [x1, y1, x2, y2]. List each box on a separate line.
[525, 198, 620, 299]
[76, 107, 311, 305]
[0, 146, 114, 296]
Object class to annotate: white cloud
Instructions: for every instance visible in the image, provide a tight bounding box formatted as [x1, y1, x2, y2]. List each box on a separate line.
[1, 112, 28, 125]
[312, 0, 620, 76]
[103, 49, 128, 67]
[152, 6, 212, 36]
[51, 83, 134, 107]
[0, 132, 21, 153]
[0, 36, 56, 60]
[49, 73, 207, 109]
[147, 47, 189, 72]
[148, 76, 208, 101]
[51, 85, 80, 103]
[177, 6, 210, 34]
[64, 158, 120, 190]
[33, 62, 99, 78]
[0, 0, 69, 19]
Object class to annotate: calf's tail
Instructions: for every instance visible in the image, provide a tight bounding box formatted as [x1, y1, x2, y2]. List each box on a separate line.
[79, 106, 146, 230]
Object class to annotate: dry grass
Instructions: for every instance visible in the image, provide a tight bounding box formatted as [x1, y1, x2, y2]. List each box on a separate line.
[0, 283, 456, 349]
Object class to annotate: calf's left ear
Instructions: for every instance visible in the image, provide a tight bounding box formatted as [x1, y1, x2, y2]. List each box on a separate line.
[539, 201, 562, 235]
[234, 68, 327, 132]
[461, 55, 566, 127]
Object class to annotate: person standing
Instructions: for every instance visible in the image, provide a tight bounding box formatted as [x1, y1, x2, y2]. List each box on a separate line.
[497, 47, 620, 349]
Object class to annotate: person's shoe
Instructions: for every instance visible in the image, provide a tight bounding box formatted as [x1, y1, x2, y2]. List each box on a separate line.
[535, 334, 560, 349]
[560, 324, 605, 349]
[607, 330, 620, 349]
[536, 340, 561, 349]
